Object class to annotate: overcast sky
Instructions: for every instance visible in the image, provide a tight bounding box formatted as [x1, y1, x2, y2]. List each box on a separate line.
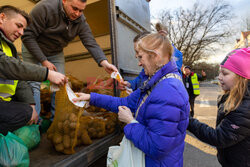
[149, 0, 250, 63]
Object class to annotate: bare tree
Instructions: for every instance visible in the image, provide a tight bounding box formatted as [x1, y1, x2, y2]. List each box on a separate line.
[241, 16, 250, 31]
[155, 0, 233, 66]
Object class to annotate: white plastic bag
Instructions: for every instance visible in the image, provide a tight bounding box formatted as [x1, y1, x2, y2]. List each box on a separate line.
[107, 136, 145, 167]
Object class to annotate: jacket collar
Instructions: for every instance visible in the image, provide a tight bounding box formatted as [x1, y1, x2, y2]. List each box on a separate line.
[0, 30, 13, 45]
[140, 60, 178, 93]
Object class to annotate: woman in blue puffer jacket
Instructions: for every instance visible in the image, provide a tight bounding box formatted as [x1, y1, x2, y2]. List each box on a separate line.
[73, 30, 190, 166]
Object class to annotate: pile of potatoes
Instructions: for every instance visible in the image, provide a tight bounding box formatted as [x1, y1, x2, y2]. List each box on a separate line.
[47, 112, 79, 154]
[76, 112, 118, 146]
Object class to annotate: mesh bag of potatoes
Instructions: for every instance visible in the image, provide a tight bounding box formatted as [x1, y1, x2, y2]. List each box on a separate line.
[75, 76, 119, 147]
[76, 112, 118, 146]
[67, 74, 85, 92]
[47, 86, 83, 154]
[76, 116, 107, 146]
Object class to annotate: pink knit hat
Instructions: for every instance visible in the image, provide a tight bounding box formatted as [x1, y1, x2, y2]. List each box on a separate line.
[220, 47, 250, 79]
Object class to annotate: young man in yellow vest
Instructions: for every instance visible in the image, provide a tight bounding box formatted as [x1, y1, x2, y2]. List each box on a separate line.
[0, 5, 67, 135]
[182, 66, 206, 117]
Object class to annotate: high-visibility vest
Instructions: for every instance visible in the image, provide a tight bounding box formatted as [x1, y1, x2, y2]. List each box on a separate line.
[191, 73, 200, 95]
[0, 40, 18, 101]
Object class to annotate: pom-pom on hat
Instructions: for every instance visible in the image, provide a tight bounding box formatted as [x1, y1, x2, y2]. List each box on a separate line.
[220, 47, 250, 79]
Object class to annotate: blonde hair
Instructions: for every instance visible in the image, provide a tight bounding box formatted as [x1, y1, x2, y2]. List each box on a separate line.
[223, 75, 249, 114]
[136, 23, 173, 60]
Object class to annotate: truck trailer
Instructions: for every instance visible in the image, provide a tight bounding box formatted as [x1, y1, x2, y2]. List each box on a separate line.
[0, 0, 151, 166]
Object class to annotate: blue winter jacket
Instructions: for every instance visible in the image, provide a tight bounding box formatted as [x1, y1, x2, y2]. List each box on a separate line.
[172, 44, 183, 74]
[90, 61, 190, 167]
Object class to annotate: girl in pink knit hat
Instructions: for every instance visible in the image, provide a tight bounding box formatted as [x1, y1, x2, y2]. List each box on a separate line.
[188, 47, 250, 167]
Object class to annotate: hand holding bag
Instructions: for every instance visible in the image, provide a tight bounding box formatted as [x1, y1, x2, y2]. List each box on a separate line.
[107, 122, 145, 167]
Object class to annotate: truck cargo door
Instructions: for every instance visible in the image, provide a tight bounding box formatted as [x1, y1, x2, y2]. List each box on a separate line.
[109, 0, 151, 78]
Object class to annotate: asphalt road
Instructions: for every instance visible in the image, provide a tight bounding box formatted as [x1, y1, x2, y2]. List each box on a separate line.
[183, 82, 221, 167]
[90, 82, 222, 167]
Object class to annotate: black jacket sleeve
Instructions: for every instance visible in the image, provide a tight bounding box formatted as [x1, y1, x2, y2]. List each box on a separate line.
[188, 108, 250, 148]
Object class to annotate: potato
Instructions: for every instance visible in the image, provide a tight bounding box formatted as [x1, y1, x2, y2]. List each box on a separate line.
[69, 113, 77, 122]
[97, 131, 105, 138]
[55, 143, 64, 152]
[63, 120, 70, 134]
[63, 148, 73, 155]
[69, 122, 77, 129]
[61, 113, 69, 121]
[107, 128, 115, 134]
[63, 135, 71, 149]
[53, 133, 62, 144]
[88, 128, 97, 138]
[81, 130, 92, 145]
[57, 121, 63, 131]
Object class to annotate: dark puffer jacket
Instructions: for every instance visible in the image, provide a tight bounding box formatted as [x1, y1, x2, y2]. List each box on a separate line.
[188, 81, 250, 167]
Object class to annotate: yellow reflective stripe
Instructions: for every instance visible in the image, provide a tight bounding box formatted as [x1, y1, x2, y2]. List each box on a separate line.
[0, 40, 18, 101]
[191, 73, 200, 95]
[1, 40, 12, 57]
[0, 93, 12, 101]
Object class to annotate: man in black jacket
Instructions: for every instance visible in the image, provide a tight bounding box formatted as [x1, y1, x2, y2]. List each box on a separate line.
[0, 5, 67, 135]
[182, 66, 206, 117]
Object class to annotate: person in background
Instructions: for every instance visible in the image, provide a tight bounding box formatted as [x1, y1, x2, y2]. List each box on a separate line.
[0, 5, 67, 135]
[182, 66, 206, 117]
[188, 47, 250, 167]
[21, 0, 117, 120]
[73, 29, 190, 166]
[123, 31, 150, 91]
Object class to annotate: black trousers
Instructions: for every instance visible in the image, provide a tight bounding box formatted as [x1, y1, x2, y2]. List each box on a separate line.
[0, 101, 32, 135]
[189, 96, 197, 117]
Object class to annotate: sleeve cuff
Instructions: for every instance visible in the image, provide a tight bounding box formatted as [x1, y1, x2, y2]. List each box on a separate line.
[129, 119, 138, 124]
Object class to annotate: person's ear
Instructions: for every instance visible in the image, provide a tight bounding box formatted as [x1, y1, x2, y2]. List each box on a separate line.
[0, 13, 6, 24]
[62, 0, 67, 5]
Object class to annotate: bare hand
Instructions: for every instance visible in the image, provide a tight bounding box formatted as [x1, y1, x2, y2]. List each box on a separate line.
[201, 70, 206, 77]
[118, 106, 134, 124]
[119, 81, 131, 90]
[42, 60, 57, 71]
[28, 105, 38, 125]
[72, 92, 91, 102]
[100, 60, 118, 74]
[47, 70, 67, 86]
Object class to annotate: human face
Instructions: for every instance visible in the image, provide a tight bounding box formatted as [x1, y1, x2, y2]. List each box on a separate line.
[218, 67, 237, 91]
[184, 68, 191, 76]
[0, 13, 27, 42]
[62, 0, 86, 21]
[135, 49, 157, 76]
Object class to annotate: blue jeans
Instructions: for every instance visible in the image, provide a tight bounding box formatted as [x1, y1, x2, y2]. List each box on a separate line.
[22, 45, 65, 121]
